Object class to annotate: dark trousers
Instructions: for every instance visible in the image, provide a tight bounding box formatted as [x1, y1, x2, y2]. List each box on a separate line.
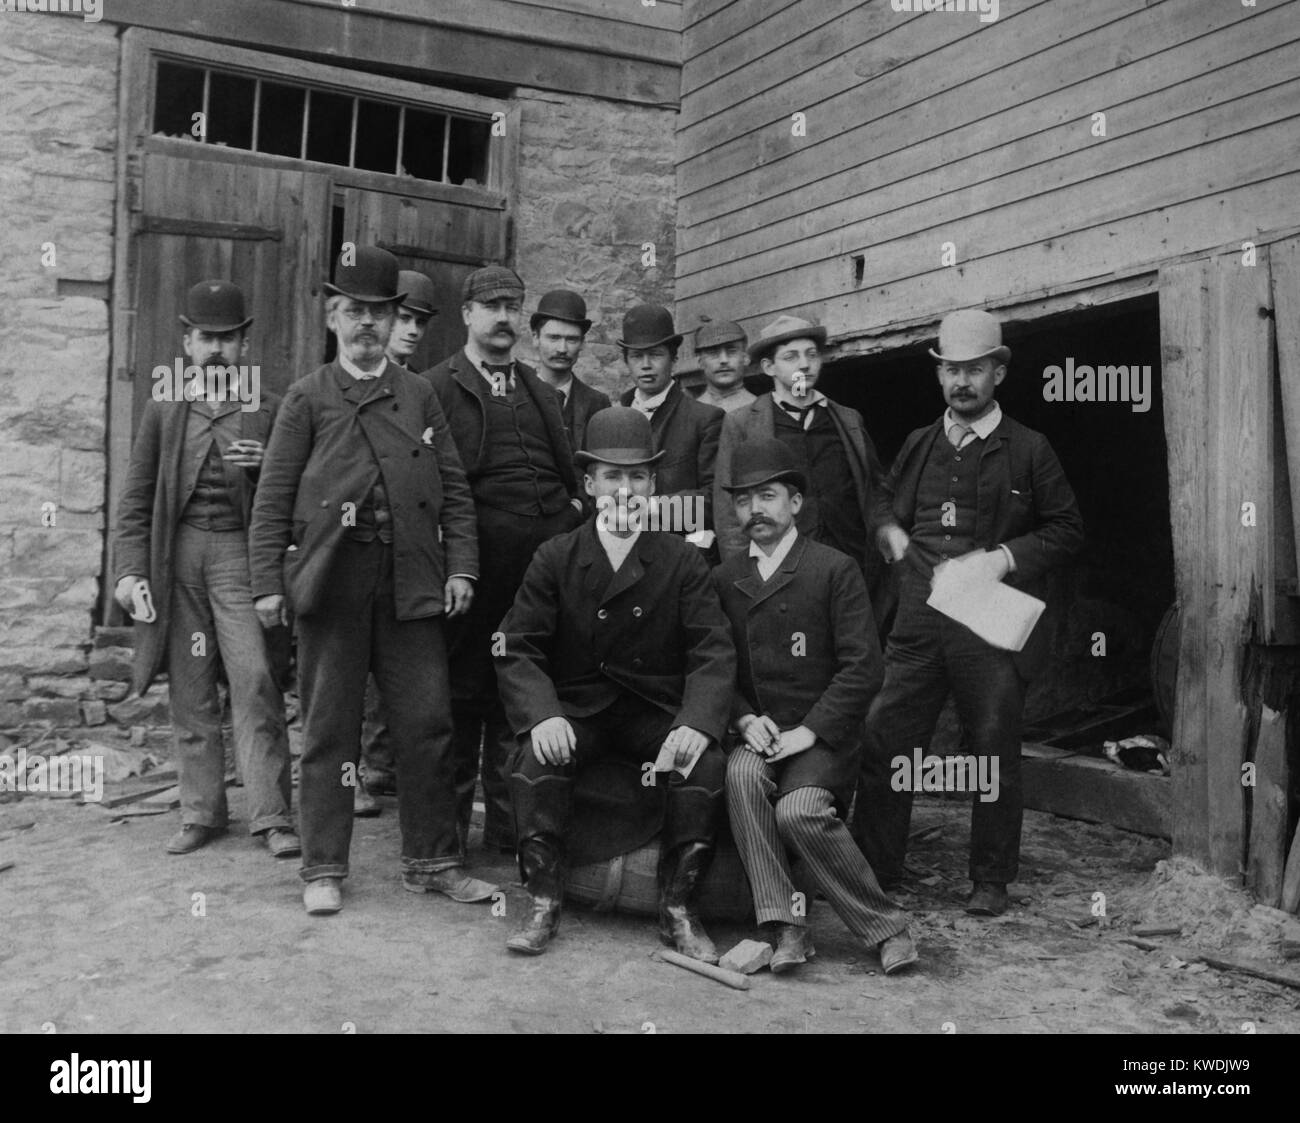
[295, 539, 460, 882]
[509, 694, 725, 862]
[851, 571, 1026, 885]
[448, 502, 576, 847]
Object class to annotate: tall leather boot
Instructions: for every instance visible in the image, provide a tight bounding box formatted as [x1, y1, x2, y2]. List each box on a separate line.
[657, 840, 719, 964]
[506, 837, 563, 956]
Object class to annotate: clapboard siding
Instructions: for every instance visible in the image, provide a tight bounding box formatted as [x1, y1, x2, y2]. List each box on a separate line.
[676, 0, 1300, 338]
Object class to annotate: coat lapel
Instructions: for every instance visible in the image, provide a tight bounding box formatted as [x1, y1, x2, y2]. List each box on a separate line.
[598, 531, 649, 606]
[733, 534, 806, 608]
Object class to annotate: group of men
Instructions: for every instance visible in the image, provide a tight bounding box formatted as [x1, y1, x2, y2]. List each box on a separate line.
[115, 245, 1083, 978]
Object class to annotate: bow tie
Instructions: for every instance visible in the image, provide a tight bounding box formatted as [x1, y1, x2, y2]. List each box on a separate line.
[483, 363, 516, 392]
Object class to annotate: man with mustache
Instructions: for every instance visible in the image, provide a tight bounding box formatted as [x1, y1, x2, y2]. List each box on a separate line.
[250, 246, 491, 915]
[693, 319, 755, 414]
[851, 309, 1084, 917]
[529, 288, 610, 455]
[115, 280, 298, 858]
[714, 315, 889, 621]
[714, 437, 916, 975]
[423, 267, 586, 852]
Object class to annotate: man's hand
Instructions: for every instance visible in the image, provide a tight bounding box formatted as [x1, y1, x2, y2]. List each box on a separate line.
[222, 439, 264, 469]
[254, 594, 287, 630]
[736, 713, 781, 756]
[662, 725, 710, 770]
[444, 576, 474, 618]
[530, 716, 576, 766]
[113, 574, 146, 614]
[767, 725, 817, 763]
[878, 523, 910, 564]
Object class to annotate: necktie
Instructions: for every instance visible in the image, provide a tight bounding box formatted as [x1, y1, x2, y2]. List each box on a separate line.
[484, 363, 515, 393]
[948, 423, 971, 449]
[779, 400, 815, 429]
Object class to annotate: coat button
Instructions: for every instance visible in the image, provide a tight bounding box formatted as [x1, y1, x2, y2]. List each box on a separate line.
[392, 403, 399, 411]
[633, 657, 643, 668]
[418, 501, 427, 509]
[951, 476, 958, 483]
[319, 500, 328, 508]
[632, 606, 643, 617]
[411, 449, 419, 457]
[597, 609, 608, 620]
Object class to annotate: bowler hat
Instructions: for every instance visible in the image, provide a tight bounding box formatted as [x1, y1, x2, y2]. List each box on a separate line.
[398, 270, 439, 317]
[530, 288, 592, 333]
[618, 304, 683, 351]
[324, 246, 406, 304]
[748, 314, 827, 362]
[694, 319, 747, 352]
[462, 265, 524, 305]
[722, 436, 807, 495]
[574, 406, 666, 468]
[178, 280, 253, 332]
[928, 308, 1011, 364]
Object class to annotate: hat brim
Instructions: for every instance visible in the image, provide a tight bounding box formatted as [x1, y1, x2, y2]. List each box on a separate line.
[400, 300, 439, 316]
[695, 335, 748, 352]
[465, 287, 524, 305]
[323, 284, 407, 305]
[928, 345, 1011, 364]
[530, 313, 592, 334]
[179, 315, 254, 332]
[748, 325, 828, 362]
[618, 333, 683, 351]
[575, 447, 667, 468]
[722, 469, 807, 494]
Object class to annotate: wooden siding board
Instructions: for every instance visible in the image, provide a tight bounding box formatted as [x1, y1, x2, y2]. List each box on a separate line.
[1273, 238, 1300, 593]
[1247, 707, 1289, 907]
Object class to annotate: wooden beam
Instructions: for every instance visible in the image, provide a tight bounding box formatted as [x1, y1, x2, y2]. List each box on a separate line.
[137, 217, 281, 241]
[1271, 237, 1300, 599]
[1246, 706, 1289, 906]
[1020, 746, 1171, 839]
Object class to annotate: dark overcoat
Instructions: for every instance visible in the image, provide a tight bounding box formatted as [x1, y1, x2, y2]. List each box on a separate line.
[562, 375, 612, 456]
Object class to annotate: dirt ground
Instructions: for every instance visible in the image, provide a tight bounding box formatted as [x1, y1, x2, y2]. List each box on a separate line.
[2, 733, 1299, 1035]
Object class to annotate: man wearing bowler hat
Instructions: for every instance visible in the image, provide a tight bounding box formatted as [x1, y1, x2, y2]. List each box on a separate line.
[115, 279, 298, 858]
[693, 319, 755, 414]
[529, 288, 610, 454]
[851, 308, 1084, 917]
[422, 266, 586, 853]
[715, 315, 889, 616]
[715, 437, 916, 975]
[617, 304, 724, 547]
[250, 246, 493, 915]
[496, 406, 735, 959]
[384, 269, 439, 375]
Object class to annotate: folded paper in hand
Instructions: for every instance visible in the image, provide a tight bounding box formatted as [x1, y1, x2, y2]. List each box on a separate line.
[653, 743, 701, 780]
[926, 557, 1044, 651]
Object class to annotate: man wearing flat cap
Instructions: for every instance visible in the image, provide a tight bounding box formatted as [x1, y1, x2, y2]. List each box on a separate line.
[496, 406, 736, 959]
[693, 319, 755, 414]
[422, 266, 586, 853]
[715, 314, 889, 614]
[617, 304, 724, 549]
[250, 246, 493, 915]
[851, 308, 1084, 918]
[714, 437, 916, 976]
[115, 279, 298, 859]
[529, 288, 610, 454]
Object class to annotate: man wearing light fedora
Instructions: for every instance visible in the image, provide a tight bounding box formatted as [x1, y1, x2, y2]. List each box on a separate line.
[115, 279, 299, 859]
[693, 318, 755, 415]
[250, 246, 493, 915]
[616, 305, 724, 550]
[529, 288, 610, 454]
[714, 314, 889, 613]
[496, 406, 735, 959]
[850, 308, 1084, 917]
[422, 266, 586, 853]
[715, 437, 917, 976]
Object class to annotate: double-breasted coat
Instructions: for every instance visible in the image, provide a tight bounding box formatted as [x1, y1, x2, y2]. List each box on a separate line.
[248, 361, 478, 619]
[114, 393, 280, 696]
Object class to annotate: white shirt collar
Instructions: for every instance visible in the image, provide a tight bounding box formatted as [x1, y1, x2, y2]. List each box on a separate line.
[632, 383, 672, 413]
[338, 352, 387, 381]
[552, 375, 574, 402]
[748, 525, 799, 581]
[595, 524, 641, 572]
[944, 401, 1002, 441]
[772, 383, 827, 411]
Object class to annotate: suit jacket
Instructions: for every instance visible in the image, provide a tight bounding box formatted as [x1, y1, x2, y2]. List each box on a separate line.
[114, 393, 280, 695]
[248, 361, 478, 620]
[561, 376, 612, 455]
[876, 411, 1084, 677]
[496, 522, 736, 744]
[713, 535, 883, 804]
[422, 348, 580, 503]
[618, 383, 724, 531]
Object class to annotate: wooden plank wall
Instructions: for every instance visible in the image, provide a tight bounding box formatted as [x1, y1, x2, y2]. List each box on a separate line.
[677, 0, 1300, 341]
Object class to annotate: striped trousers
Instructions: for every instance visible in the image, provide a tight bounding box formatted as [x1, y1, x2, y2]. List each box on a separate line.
[726, 748, 908, 946]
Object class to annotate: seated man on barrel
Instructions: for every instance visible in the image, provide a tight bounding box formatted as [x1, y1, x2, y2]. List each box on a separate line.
[495, 406, 737, 960]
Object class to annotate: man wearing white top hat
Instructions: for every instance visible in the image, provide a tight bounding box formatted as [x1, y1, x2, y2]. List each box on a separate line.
[850, 308, 1083, 917]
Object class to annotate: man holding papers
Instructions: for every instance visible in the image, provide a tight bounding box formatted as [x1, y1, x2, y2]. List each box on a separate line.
[851, 309, 1084, 917]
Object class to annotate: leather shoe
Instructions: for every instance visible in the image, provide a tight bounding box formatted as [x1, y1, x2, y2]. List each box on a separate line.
[506, 894, 561, 955]
[166, 824, 221, 855]
[403, 869, 499, 903]
[363, 770, 397, 796]
[769, 923, 816, 974]
[965, 881, 1009, 917]
[261, 828, 301, 859]
[878, 929, 919, 975]
[353, 786, 382, 817]
[303, 878, 343, 915]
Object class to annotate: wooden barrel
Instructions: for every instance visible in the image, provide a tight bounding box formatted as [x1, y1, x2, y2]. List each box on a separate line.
[1150, 604, 1179, 736]
[567, 833, 754, 921]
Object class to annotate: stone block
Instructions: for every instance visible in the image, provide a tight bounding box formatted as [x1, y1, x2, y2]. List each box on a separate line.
[0, 647, 88, 675]
[80, 699, 107, 726]
[0, 702, 23, 728]
[107, 694, 170, 726]
[0, 673, 26, 702]
[59, 448, 105, 514]
[24, 674, 94, 699]
[22, 697, 80, 724]
[88, 647, 133, 682]
[94, 626, 135, 649]
[90, 680, 130, 702]
[719, 939, 774, 975]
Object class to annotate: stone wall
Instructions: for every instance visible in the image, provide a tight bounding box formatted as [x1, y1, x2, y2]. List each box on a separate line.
[0, 16, 118, 727]
[510, 87, 678, 401]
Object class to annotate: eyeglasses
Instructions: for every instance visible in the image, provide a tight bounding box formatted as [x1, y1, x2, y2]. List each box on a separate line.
[336, 304, 393, 322]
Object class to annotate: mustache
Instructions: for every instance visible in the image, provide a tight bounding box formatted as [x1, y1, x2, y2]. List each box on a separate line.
[744, 516, 775, 529]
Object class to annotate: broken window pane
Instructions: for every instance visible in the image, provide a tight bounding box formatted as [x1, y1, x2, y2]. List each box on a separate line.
[258, 81, 306, 158]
